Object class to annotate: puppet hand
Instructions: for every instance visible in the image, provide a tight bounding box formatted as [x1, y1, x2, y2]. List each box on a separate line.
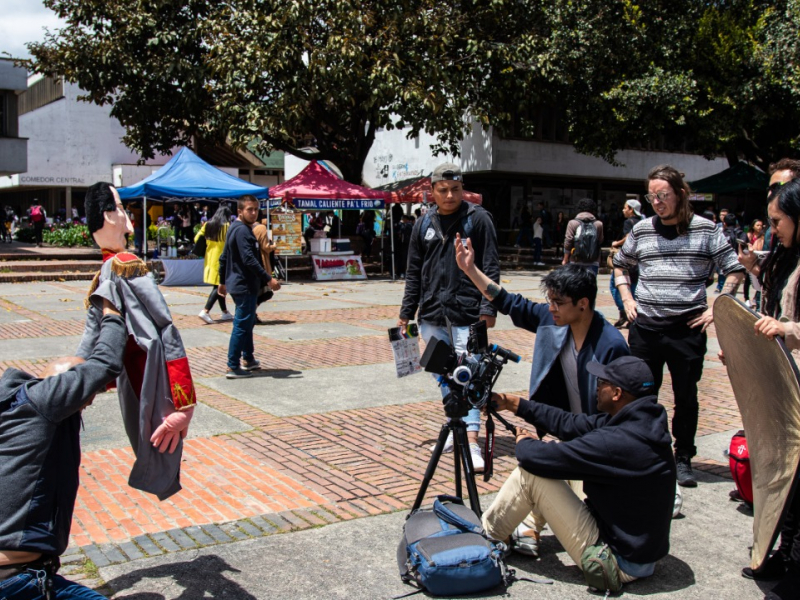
[151, 407, 194, 454]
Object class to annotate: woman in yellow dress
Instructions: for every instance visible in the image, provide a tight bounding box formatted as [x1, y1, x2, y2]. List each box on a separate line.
[196, 205, 234, 324]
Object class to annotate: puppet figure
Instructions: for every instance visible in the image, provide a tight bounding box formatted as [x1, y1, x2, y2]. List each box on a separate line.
[77, 182, 195, 500]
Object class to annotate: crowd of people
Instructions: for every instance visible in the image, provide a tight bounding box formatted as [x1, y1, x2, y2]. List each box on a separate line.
[397, 161, 798, 599]
[1, 158, 799, 599]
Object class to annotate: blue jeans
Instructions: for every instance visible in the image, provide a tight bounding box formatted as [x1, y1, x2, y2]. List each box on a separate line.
[532, 238, 542, 263]
[227, 292, 257, 370]
[420, 321, 481, 433]
[0, 571, 105, 599]
[609, 277, 637, 312]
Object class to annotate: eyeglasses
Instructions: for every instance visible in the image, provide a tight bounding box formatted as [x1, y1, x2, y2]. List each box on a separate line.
[643, 191, 671, 204]
[768, 181, 787, 194]
[545, 295, 572, 311]
[769, 216, 782, 229]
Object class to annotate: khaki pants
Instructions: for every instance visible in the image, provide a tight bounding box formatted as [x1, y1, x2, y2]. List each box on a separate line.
[481, 467, 635, 583]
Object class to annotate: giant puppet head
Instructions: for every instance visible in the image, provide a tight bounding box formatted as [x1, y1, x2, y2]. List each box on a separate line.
[85, 182, 133, 253]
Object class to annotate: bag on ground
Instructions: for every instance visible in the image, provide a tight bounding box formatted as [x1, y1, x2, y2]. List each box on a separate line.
[728, 429, 753, 505]
[573, 217, 600, 262]
[397, 495, 506, 596]
[580, 542, 623, 595]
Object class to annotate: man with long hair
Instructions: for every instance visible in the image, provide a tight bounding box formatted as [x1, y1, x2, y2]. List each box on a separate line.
[613, 165, 745, 487]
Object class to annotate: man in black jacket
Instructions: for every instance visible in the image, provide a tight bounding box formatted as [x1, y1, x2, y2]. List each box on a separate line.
[0, 299, 124, 600]
[482, 356, 676, 586]
[219, 195, 280, 379]
[398, 163, 500, 470]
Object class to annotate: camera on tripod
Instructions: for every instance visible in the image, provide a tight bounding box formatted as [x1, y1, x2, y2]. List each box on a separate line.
[420, 320, 521, 419]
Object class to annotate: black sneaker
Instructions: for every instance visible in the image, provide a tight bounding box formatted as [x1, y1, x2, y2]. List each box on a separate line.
[742, 552, 787, 581]
[241, 359, 261, 371]
[675, 455, 698, 488]
[226, 368, 253, 379]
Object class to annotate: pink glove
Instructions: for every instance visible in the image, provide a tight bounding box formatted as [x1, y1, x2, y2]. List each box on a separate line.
[150, 406, 194, 454]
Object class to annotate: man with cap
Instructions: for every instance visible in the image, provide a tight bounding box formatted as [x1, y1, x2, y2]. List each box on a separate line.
[481, 355, 676, 587]
[609, 199, 644, 328]
[398, 162, 500, 471]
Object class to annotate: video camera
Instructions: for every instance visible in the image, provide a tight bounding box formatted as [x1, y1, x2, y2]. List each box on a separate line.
[420, 320, 521, 419]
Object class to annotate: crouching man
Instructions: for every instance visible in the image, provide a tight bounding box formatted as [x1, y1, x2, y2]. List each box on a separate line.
[0, 299, 124, 600]
[482, 356, 676, 587]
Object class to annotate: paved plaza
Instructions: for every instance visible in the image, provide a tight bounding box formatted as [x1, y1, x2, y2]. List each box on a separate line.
[0, 272, 773, 599]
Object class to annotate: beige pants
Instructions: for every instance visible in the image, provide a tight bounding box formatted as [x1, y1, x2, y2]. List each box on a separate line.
[481, 467, 635, 583]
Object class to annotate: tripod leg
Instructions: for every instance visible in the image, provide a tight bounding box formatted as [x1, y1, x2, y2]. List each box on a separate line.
[410, 423, 450, 513]
[453, 422, 483, 516]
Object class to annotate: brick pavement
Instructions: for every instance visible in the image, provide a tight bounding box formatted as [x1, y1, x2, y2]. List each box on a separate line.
[0, 276, 743, 578]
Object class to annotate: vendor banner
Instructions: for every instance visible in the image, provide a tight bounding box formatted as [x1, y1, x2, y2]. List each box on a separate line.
[270, 210, 303, 255]
[312, 255, 367, 280]
[293, 198, 385, 210]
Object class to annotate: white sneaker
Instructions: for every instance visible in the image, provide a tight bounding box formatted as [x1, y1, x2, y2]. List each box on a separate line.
[220, 311, 234, 322]
[673, 484, 683, 518]
[198, 311, 214, 324]
[431, 432, 454, 453]
[469, 443, 485, 472]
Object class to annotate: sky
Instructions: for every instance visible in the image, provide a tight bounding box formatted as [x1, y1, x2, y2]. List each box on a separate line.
[0, 0, 66, 60]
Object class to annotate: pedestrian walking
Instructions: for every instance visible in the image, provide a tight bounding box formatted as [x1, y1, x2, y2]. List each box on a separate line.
[197, 205, 235, 324]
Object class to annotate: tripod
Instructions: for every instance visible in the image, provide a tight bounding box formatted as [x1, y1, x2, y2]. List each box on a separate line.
[411, 416, 483, 515]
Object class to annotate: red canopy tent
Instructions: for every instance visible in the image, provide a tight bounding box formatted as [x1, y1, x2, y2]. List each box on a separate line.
[269, 160, 388, 207]
[376, 175, 483, 205]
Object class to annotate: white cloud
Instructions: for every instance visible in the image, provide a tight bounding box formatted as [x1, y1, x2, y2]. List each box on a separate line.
[0, 0, 67, 60]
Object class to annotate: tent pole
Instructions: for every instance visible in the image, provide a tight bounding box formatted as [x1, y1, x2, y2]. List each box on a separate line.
[390, 208, 396, 280]
[143, 196, 148, 258]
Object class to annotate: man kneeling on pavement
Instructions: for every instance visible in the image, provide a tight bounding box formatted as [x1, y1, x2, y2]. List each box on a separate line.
[482, 355, 677, 586]
[0, 299, 125, 600]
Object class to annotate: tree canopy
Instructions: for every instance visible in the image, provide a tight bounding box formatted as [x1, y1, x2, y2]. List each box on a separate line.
[28, 0, 800, 182]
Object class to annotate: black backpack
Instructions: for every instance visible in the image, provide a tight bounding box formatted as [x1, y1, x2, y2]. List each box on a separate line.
[573, 217, 600, 262]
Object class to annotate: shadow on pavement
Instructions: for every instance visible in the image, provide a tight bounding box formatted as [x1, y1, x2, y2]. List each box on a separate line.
[250, 369, 303, 379]
[507, 537, 696, 596]
[255, 319, 295, 326]
[105, 554, 256, 600]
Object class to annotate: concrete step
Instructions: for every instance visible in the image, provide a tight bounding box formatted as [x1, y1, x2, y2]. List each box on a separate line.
[0, 271, 97, 283]
[0, 260, 100, 274]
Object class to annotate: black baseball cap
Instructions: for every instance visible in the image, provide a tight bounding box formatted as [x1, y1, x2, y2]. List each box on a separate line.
[586, 356, 655, 398]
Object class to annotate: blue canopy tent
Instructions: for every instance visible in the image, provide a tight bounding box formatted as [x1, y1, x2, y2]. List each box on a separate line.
[117, 147, 269, 256]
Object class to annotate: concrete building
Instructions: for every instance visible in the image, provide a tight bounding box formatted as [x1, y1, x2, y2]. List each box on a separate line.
[0, 59, 28, 178]
[0, 76, 283, 221]
[363, 121, 729, 243]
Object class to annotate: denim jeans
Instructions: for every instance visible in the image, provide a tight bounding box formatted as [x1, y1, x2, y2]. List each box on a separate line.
[227, 292, 257, 371]
[0, 571, 106, 600]
[419, 321, 481, 432]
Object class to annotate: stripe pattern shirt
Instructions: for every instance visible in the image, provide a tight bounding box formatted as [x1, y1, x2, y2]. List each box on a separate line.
[613, 215, 745, 328]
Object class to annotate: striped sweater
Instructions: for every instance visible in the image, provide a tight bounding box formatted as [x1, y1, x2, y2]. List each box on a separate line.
[613, 215, 745, 328]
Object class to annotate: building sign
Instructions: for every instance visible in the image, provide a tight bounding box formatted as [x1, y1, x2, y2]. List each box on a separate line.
[293, 198, 385, 210]
[270, 210, 303, 255]
[19, 175, 86, 185]
[311, 255, 367, 280]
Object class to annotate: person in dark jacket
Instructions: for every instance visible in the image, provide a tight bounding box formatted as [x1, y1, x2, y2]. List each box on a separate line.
[455, 240, 629, 553]
[482, 355, 676, 588]
[219, 195, 280, 379]
[398, 163, 500, 470]
[0, 299, 124, 600]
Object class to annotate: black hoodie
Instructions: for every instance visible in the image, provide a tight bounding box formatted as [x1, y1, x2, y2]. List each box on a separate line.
[515, 395, 676, 564]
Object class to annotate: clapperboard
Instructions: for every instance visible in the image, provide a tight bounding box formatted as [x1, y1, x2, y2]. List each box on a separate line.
[388, 322, 422, 378]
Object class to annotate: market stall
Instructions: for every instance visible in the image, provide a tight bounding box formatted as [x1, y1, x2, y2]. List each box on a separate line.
[117, 148, 269, 284]
[267, 161, 389, 281]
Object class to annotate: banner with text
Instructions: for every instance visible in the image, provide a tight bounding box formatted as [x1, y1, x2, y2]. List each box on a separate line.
[270, 210, 303, 255]
[312, 255, 368, 280]
[293, 198, 385, 210]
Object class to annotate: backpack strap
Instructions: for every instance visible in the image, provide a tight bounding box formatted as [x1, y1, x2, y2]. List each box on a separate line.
[433, 496, 483, 534]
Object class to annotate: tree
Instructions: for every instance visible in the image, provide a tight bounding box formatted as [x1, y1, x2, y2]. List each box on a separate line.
[29, 0, 800, 183]
[30, 0, 536, 183]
